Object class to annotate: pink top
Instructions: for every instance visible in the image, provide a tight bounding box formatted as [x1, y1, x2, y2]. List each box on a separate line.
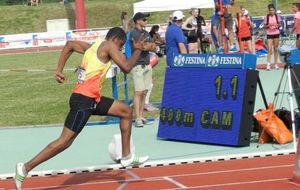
[294, 12, 300, 34]
[264, 14, 281, 35]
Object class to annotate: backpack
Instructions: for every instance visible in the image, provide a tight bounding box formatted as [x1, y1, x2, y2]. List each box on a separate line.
[266, 14, 279, 29]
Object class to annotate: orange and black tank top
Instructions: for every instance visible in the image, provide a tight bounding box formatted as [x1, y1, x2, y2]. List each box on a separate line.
[73, 38, 112, 102]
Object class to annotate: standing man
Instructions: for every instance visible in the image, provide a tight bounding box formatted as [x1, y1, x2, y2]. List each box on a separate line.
[166, 10, 188, 66]
[15, 27, 149, 190]
[130, 12, 156, 127]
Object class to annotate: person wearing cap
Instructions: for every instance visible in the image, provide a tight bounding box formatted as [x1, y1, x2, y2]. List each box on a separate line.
[130, 12, 156, 128]
[276, 10, 286, 37]
[237, 9, 254, 54]
[165, 10, 188, 66]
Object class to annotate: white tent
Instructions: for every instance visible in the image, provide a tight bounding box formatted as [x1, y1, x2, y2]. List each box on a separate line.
[133, 0, 215, 14]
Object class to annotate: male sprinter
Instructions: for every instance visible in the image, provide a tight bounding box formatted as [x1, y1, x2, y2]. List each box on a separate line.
[15, 27, 149, 190]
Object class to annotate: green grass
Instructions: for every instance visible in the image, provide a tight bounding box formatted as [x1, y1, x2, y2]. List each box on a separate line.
[0, 50, 165, 127]
[0, 0, 297, 35]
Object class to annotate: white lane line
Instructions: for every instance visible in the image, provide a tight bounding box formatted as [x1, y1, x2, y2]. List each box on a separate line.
[162, 178, 290, 190]
[163, 177, 187, 189]
[116, 170, 141, 190]
[8, 164, 293, 190]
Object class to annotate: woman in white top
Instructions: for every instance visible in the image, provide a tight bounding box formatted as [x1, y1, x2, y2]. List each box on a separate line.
[182, 8, 199, 53]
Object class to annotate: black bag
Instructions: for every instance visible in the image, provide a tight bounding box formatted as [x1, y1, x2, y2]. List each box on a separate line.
[274, 108, 292, 130]
[274, 108, 300, 136]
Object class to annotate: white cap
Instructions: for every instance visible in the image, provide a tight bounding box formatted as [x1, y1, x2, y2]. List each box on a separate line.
[277, 10, 282, 14]
[172, 10, 185, 21]
[243, 10, 249, 16]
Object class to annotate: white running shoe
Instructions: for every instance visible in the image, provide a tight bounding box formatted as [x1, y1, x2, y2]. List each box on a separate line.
[15, 163, 27, 190]
[120, 154, 149, 167]
[275, 64, 279, 70]
[141, 118, 154, 125]
[135, 119, 144, 128]
[144, 104, 159, 112]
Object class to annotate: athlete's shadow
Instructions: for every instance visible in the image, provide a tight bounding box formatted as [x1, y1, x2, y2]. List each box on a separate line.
[45, 170, 128, 189]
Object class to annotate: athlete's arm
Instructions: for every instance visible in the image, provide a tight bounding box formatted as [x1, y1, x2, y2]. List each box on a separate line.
[107, 39, 143, 73]
[143, 42, 156, 51]
[55, 41, 91, 83]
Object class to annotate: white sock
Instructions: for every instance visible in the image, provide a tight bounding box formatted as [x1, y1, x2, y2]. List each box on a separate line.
[122, 153, 132, 160]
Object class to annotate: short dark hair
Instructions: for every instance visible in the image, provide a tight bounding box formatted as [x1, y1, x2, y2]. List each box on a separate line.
[105, 27, 126, 42]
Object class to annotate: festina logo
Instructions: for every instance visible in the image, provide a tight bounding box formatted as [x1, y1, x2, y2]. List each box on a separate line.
[184, 57, 206, 64]
[219, 57, 242, 65]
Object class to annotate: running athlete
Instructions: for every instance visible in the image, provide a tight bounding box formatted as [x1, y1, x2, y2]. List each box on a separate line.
[15, 27, 149, 190]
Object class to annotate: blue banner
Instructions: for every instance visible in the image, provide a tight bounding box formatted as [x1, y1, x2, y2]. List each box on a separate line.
[170, 53, 257, 69]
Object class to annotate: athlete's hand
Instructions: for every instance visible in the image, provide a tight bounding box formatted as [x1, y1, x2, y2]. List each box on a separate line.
[132, 36, 146, 51]
[55, 72, 65, 83]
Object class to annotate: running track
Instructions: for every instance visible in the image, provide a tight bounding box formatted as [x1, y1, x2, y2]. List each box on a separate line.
[0, 46, 297, 190]
[1, 154, 299, 190]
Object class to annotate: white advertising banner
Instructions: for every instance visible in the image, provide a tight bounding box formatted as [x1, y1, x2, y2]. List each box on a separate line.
[0, 28, 109, 50]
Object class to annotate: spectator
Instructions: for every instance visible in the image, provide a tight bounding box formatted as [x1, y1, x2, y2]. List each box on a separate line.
[149, 25, 165, 57]
[291, 3, 300, 50]
[277, 10, 287, 37]
[124, 19, 135, 59]
[237, 10, 254, 54]
[59, 0, 69, 4]
[130, 12, 156, 127]
[167, 14, 173, 26]
[29, 0, 38, 6]
[241, 8, 254, 34]
[121, 11, 130, 33]
[211, 11, 219, 50]
[264, 4, 281, 70]
[125, 22, 159, 112]
[196, 9, 206, 53]
[215, 0, 238, 53]
[165, 10, 187, 66]
[182, 8, 199, 53]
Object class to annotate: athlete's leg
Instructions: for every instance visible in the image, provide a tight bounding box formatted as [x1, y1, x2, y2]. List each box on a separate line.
[24, 127, 77, 172]
[106, 100, 132, 157]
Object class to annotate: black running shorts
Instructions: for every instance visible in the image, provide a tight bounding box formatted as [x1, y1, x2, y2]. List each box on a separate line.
[64, 93, 114, 133]
[241, 36, 252, 42]
[267, 34, 280, 39]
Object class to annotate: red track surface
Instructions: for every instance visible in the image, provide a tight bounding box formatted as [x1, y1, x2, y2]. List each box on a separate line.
[1, 154, 299, 190]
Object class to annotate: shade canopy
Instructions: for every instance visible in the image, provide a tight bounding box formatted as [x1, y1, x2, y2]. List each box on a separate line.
[133, 0, 215, 14]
